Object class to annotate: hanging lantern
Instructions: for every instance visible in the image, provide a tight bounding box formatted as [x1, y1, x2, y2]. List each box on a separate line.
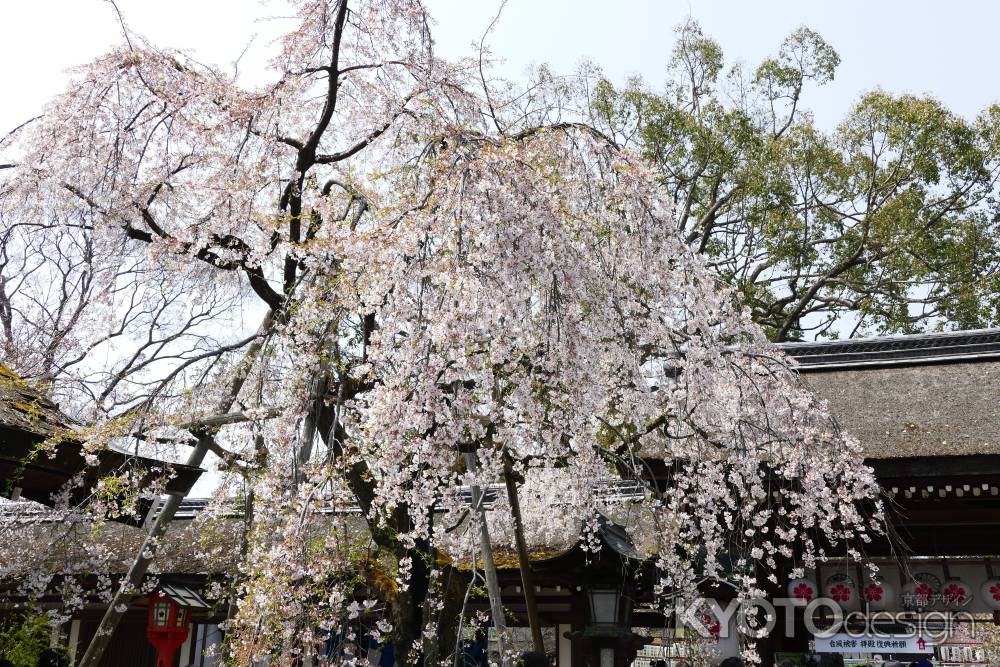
[862, 579, 896, 611]
[824, 575, 859, 611]
[787, 578, 819, 603]
[980, 578, 1000, 611]
[942, 579, 974, 608]
[902, 576, 939, 610]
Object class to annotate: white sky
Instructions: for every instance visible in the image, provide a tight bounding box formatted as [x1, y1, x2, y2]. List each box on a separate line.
[2, 0, 997, 494]
[2, 0, 999, 137]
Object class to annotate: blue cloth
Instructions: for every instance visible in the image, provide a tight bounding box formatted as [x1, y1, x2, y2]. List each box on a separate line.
[459, 639, 487, 667]
[378, 640, 395, 667]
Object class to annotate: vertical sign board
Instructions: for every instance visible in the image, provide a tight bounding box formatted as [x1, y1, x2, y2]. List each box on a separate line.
[814, 633, 935, 654]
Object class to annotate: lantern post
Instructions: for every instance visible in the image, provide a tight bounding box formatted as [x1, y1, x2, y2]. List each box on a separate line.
[146, 587, 201, 667]
[563, 580, 647, 667]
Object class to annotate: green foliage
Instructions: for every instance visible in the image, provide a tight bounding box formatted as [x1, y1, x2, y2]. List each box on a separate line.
[582, 21, 1000, 340]
[0, 612, 53, 667]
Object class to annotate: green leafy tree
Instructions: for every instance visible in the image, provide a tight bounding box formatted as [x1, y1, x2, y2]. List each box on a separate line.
[585, 20, 1000, 340]
[0, 613, 52, 667]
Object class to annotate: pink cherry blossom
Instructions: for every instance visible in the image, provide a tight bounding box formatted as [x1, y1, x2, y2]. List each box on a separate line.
[0, 0, 885, 663]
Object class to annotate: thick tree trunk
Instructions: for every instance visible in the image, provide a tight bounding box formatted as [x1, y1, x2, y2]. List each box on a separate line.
[397, 535, 432, 665]
[391, 579, 420, 666]
[423, 565, 466, 665]
[315, 385, 433, 664]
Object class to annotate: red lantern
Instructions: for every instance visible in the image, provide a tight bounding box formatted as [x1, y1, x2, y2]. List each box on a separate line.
[146, 584, 207, 667]
[700, 611, 722, 643]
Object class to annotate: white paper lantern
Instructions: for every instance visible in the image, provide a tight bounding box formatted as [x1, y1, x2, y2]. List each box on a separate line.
[787, 578, 818, 603]
[980, 578, 1000, 611]
[902, 580, 937, 609]
[824, 576, 859, 611]
[861, 579, 896, 611]
[942, 579, 974, 607]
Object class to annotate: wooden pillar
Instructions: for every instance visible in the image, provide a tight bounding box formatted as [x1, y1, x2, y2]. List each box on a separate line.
[570, 589, 588, 667]
[558, 623, 573, 667]
[67, 620, 81, 663]
[178, 624, 194, 666]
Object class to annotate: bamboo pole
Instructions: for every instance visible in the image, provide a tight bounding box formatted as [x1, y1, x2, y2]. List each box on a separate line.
[80, 311, 275, 667]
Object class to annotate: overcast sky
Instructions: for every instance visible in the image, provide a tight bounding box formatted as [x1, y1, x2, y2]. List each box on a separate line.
[2, 0, 999, 138]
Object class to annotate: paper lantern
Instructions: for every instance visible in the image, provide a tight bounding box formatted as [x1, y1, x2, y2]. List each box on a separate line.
[824, 575, 859, 611]
[862, 579, 896, 611]
[942, 579, 973, 607]
[979, 578, 1000, 611]
[902, 580, 938, 610]
[787, 578, 819, 603]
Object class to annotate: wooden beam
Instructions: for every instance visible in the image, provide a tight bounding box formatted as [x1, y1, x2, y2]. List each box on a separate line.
[868, 454, 1000, 481]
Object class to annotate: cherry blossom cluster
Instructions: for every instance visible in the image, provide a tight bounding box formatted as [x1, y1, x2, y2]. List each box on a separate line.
[0, 0, 883, 664]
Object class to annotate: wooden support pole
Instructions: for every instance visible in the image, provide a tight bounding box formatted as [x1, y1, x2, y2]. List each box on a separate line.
[78, 434, 212, 667]
[81, 310, 273, 667]
[464, 452, 511, 667]
[504, 449, 544, 654]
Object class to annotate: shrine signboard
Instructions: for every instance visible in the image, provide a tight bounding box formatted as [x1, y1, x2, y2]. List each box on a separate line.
[814, 633, 936, 654]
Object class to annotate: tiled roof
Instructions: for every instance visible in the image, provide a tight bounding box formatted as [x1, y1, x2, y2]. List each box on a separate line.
[778, 329, 1000, 370]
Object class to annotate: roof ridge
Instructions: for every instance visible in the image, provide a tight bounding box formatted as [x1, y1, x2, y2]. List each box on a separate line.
[777, 329, 1000, 369]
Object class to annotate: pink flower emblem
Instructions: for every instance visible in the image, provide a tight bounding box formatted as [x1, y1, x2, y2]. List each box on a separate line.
[793, 583, 815, 601]
[830, 583, 852, 603]
[864, 582, 884, 602]
[990, 583, 1000, 602]
[944, 583, 967, 605]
